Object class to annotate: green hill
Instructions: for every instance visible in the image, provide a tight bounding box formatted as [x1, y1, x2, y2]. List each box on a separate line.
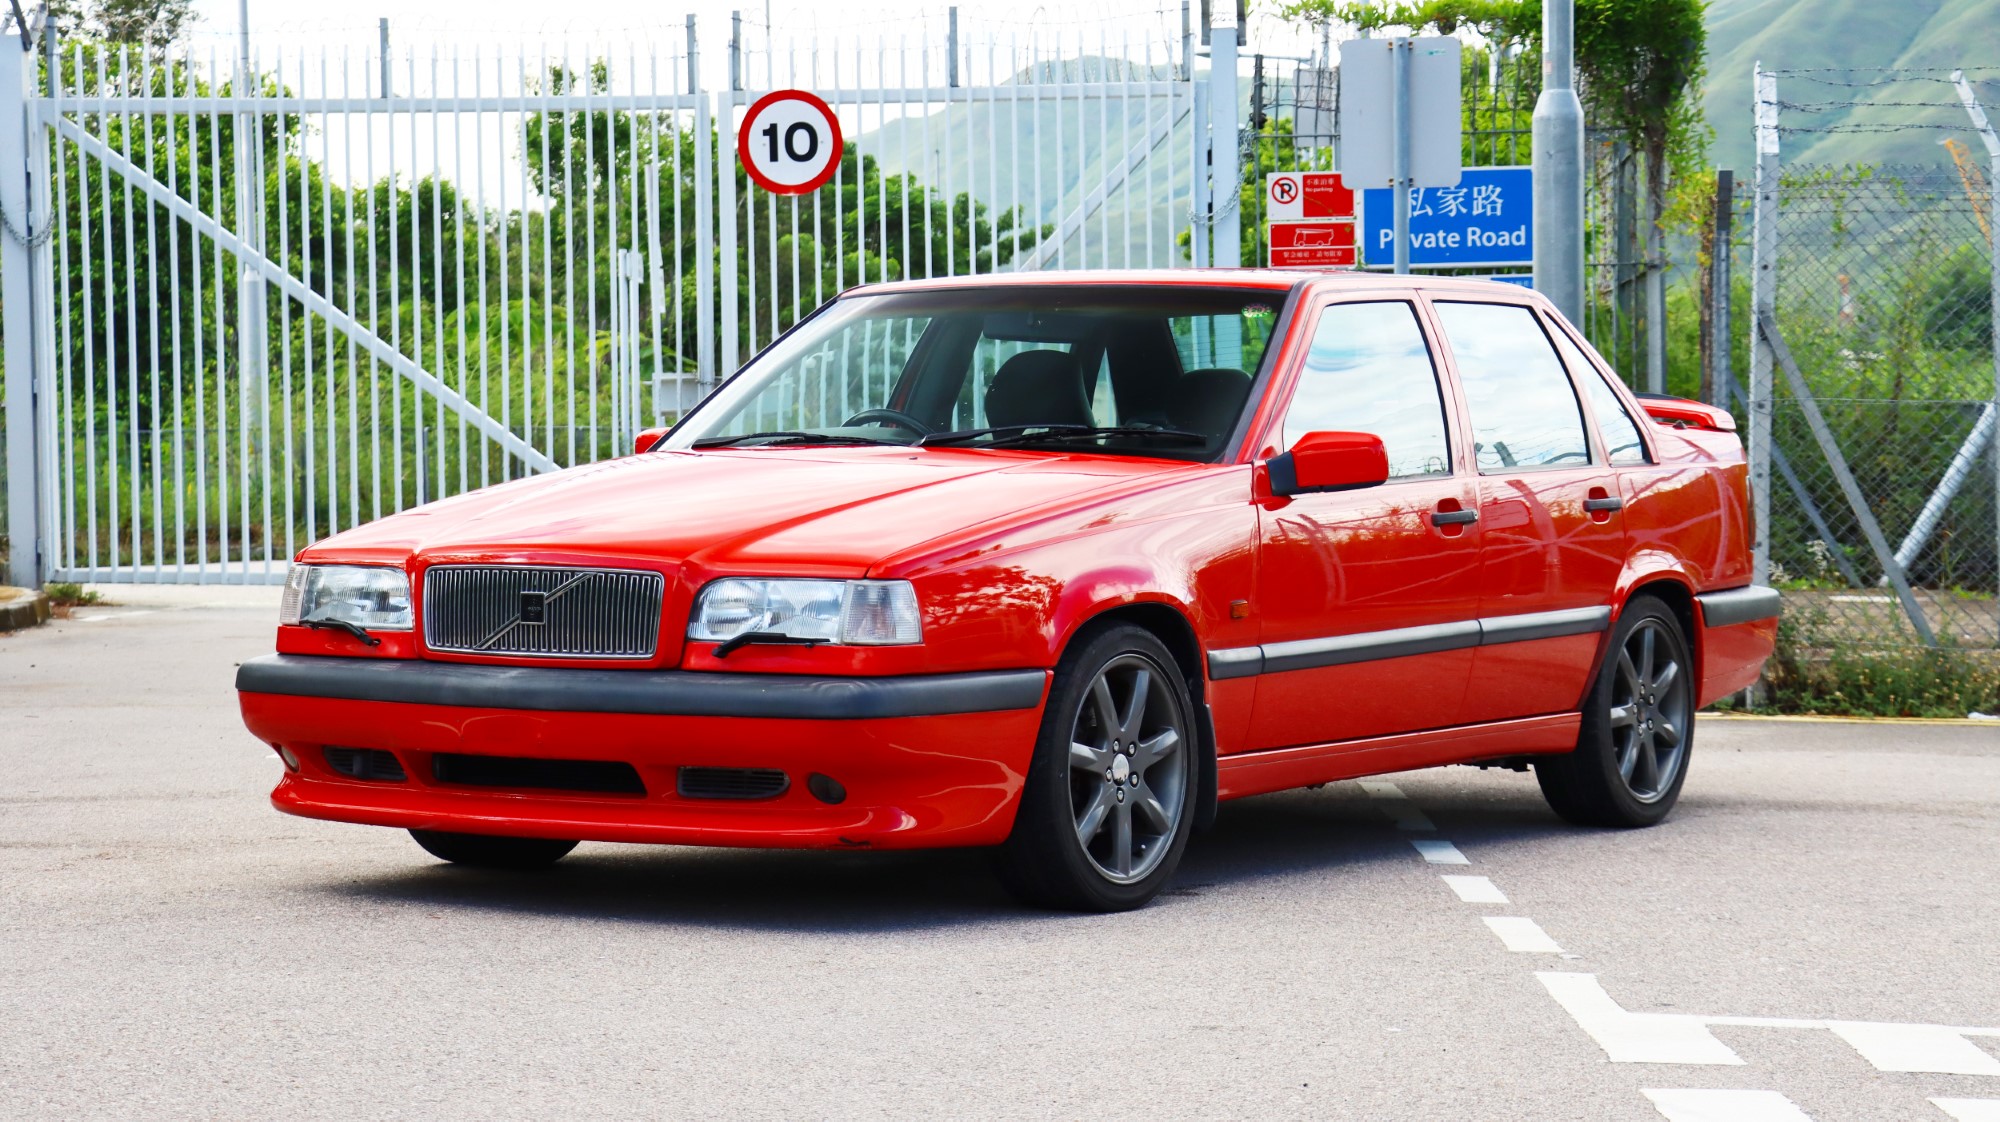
[1703, 0, 2000, 171]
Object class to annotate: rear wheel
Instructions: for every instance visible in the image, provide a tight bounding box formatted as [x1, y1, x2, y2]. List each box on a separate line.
[409, 829, 578, 869]
[1536, 597, 1695, 828]
[999, 625, 1198, 912]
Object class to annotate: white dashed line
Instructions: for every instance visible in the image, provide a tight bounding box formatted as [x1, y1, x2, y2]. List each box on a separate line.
[1359, 780, 1407, 799]
[1381, 803, 1436, 831]
[1932, 1099, 2000, 1121]
[1410, 839, 1469, 865]
[1441, 874, 1509, 903]
[1643, 1088, 1815, 1122]
[1537, 973, 1745, 1065]
[1483, 916, 1563, 953]
[1827, 1023, 2000, 1076]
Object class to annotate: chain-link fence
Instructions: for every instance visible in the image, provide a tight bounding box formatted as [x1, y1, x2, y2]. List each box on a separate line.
[1763, 163, 1998, 649]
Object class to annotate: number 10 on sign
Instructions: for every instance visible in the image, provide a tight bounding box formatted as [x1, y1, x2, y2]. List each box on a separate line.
[738, 89, 845, 195]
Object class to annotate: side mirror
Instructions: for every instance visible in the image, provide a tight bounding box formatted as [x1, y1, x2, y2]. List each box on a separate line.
[1267, 431, 1390, 497]
[633, 426, 671, 456]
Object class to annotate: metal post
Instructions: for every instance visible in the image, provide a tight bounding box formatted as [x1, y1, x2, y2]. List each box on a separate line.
[1190, 76, 1209, 269]
[1645, 213, 1666, 393]
[378, 18, 390, 98]
[1532, 0, 1584, 322]
[1208, 22, 1239, 269]
[691, 16, 715, 391]
[1, 27, 40, 587]
[948, 7, 959, 89]
[730, 10, 741, 92]
[1951, 70, 2000, 629]
[1391, 36, 1410, 275]
[1711, 168, 1734, 409]
[1749, 64, 1778, 589]
[236, 0, 268, 467]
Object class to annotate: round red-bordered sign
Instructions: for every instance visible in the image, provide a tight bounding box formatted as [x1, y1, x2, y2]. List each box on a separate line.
[737, 89, 844, 195]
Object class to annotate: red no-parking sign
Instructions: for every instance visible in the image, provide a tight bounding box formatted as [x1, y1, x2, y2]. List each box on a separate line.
[737, 89, 843, 195]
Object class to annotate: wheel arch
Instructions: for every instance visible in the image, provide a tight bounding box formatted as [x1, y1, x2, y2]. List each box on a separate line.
[1620, 575, 1701, 687]
[1065, 601, 1220, 834]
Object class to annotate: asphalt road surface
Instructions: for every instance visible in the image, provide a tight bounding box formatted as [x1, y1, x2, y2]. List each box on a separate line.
[4, 590, 1997, 1120]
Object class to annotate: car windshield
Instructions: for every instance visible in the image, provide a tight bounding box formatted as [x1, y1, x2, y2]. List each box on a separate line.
[663, 284, 1292, 462]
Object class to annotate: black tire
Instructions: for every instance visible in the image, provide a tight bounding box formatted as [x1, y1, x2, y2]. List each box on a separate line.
[409, 829, 579, 869]
[1536, 596, 1695, 828]
[998, 624, 1200, 912]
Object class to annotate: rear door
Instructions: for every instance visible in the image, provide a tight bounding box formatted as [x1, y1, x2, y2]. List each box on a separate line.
[1246, 298, 1481, 750]
[1428, 299, 1629, 724]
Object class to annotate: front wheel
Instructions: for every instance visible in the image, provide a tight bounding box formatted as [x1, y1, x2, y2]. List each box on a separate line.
[409, 829, 579, 869]
[1536, 596, 1695, 828]
[999, 625, 1198, 912]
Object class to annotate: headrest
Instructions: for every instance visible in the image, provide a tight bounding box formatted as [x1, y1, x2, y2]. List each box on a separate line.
[1166, 367, 1253, 439]
[984, 349, 1094, 429]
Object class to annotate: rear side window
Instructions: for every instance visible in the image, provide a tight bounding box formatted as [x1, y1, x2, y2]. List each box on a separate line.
[1281, 301, 1450, 479]
[1433, 302, 1590, 472]
[1547, 325, 1649, 465]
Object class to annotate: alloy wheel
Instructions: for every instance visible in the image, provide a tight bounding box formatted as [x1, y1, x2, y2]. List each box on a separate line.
[1065, 653, 1189, 883]
[1608, 619, 1691, 803]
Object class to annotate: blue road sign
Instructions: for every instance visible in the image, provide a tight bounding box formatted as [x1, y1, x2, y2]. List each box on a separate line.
[1361, 166, 1533, 268]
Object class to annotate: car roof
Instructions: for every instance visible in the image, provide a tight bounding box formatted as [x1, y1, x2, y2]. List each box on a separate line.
[844, 268, 1545, 303]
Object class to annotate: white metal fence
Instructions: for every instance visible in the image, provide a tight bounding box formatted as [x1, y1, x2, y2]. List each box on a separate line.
[1, 14, 1208, 585]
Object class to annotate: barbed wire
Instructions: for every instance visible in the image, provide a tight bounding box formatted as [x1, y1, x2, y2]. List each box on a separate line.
[1777, 123, 1986, 135]
[1778, 100, 1982, 112]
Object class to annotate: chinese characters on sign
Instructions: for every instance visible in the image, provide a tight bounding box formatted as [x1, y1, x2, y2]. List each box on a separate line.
[1360, 166, 1533, 268]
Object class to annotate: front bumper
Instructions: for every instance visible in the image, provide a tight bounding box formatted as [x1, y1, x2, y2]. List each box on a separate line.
[238, 655, 1050, 850]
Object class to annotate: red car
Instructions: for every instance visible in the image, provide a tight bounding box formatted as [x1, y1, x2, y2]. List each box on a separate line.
[237, 271, 1777, 911]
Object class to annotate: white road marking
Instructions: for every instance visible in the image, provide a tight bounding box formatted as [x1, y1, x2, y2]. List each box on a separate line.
[1642, 1088, 1815, 1121]
[1484, 916, 1563, 953]
[1441, 875, 1509, 904]
[1828, 1023, 2000, 1076]
[1381, 803, 1436, 831]
[1932, 1099, 2000, 1121]
[1359, 780, 1407, 799]
[1410, 839, 1469, 864]
[1541, 973, 2000, 1075]
[1537, 973, 1745, 1065]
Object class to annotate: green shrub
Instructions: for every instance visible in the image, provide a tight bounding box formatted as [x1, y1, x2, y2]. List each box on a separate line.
[1763, 599, 2000, 717]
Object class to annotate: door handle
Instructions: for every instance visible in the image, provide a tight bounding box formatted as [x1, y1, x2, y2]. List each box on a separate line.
[1584, 496, 1624, 513]
[1430, 509, 1478, 527]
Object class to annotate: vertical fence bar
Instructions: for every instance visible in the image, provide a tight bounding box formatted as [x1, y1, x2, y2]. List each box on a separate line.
[1, 29, 40, 587]
[1749, 63, 1777, 592]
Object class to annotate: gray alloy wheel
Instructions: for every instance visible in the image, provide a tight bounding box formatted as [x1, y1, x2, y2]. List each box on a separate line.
[999, 624, 1199, 911]
[1066, 653, 1190, 884]
[1535, 596, 1695, 828]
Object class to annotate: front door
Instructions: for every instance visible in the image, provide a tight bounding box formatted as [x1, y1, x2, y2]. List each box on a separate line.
[1247, 298, 1481, 751]
[1427, 299, 1630, 723]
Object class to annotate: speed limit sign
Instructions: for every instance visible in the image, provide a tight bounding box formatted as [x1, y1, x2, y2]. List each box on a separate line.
[737, 89, 843, 195]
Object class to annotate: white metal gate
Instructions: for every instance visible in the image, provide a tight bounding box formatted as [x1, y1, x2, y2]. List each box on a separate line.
[1, 14, 1206, 585]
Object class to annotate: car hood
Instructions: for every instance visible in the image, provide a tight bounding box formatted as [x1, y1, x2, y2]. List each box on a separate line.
[305, 446, 1197, 577]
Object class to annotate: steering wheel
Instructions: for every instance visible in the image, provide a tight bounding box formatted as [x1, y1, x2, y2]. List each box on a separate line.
[842, 408, 932, 437]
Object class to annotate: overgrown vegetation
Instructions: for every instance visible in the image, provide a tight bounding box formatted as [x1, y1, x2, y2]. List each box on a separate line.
[1761, 599, 2000, 717]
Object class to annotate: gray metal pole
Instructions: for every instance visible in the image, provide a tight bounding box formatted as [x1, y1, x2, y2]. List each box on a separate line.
[1712, 168, 1734, 409]
[1391, 37, 1410, 274]
[378, 18, 390, 98]
[1951, 70, 2000, 634]
[1749, 64, 1778, 589]
[1532, 0, 1584, 322]
[1, 28, 41, 588]
[1209, 24, 1240, 269]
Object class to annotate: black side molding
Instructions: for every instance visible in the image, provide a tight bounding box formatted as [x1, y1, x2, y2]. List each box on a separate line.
[1695, 585, 1782, 628]
[237, 654, 1048, 720]
[1205, 605, 1613, 680]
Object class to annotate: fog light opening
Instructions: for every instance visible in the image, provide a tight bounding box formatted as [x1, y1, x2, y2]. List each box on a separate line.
[806, 773, 847, 805]
[274, 744, 299, 771]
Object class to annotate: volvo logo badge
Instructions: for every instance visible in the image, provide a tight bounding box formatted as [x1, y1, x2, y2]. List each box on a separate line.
[518, 590, 548, 624]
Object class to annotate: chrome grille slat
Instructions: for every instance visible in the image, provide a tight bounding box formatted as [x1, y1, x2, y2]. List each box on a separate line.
[423, 565, 664, 660]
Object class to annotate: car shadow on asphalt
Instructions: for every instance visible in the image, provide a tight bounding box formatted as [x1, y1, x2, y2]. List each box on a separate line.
[309, 782, 1576, 933]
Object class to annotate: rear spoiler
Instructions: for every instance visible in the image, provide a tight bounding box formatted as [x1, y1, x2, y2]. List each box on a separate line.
[1633, 393, 1737, 433]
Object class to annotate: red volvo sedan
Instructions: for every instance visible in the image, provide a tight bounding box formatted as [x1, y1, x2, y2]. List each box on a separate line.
[238, 271, 1777, 911]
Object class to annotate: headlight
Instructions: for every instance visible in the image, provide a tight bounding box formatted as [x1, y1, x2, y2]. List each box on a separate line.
[690, 578, 922, 646]
[280, 565, 414, 631]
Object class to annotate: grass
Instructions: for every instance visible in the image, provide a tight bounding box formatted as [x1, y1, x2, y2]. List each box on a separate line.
[1758, 601, 2000, 718]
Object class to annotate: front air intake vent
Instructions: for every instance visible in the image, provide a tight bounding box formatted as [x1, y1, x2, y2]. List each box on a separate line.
[431, 753, 646, 796]
[324, 747, 407, 781]
[677, 767, 790, 801]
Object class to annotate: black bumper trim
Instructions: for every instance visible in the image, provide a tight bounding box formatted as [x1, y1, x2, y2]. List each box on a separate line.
[1696, 585, 1782, 628]
[237, 654, 1048, 720]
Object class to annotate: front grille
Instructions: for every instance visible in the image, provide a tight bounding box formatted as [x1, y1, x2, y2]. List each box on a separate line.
[423, 565, 664, 659]
[324, 747, 407, 781]
[677, 767, 790, 801]
[432, 753, 647, 795]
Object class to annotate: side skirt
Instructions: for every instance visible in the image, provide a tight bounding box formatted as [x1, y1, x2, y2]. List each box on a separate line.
[1215, 713, 1582, 801]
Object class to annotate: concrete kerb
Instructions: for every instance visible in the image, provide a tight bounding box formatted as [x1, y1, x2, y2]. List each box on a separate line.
[0, 585, 52, 632]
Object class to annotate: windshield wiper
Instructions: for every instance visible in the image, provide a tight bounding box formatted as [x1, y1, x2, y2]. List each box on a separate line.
[301, 615, 383, 648]
[692, 430, 903, 449]
[921, 424, 1208, 449]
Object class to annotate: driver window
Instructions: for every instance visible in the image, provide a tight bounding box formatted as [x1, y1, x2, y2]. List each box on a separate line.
[1433, 301, 1590, 472]
[1281, 301, 1451, 480]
